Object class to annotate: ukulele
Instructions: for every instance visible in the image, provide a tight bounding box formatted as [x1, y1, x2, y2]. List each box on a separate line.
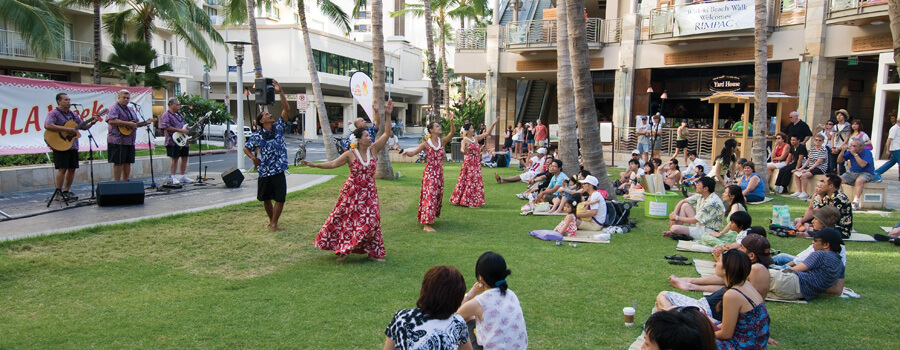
[118, 118, 156, 135]
[44, 108, 107, 151]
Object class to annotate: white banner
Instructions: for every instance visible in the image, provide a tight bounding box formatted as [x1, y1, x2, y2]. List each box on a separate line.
[673, 0, 755, 37]
[349, 71, 374, 120]
[0, 75, 154, 155]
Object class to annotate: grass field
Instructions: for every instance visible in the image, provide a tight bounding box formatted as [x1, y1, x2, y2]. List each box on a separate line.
[1, 162, 899, 349]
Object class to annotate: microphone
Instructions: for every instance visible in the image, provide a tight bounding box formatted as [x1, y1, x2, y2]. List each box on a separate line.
[71, 103, 84, 107]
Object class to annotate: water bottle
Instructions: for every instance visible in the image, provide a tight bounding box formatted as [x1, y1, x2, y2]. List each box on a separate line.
[555, 241, 563, 246]
[569, 242, 578, 248]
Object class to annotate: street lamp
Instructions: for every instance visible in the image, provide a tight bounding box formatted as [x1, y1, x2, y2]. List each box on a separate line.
[387, 46, 404, 100]
[660, 90, 668, 117]
[227, 40, 252, 170]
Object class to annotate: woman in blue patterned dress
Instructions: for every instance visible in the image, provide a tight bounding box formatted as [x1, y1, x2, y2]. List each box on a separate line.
[384, 266, 470, 350]
[715, 249, 770, 350]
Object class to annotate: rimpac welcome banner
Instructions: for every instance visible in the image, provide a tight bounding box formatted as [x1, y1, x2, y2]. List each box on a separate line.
[0, 75, 153, 155]
[673, 0, 755, 37]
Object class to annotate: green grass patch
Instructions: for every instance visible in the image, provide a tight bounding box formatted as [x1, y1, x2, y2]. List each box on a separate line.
[1, 163, 898, 348]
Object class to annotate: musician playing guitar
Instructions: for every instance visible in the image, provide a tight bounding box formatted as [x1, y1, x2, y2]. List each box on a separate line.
[107, 89, 155, 182]
[159, 98, 193, 185]
[43, 93, 98, 201]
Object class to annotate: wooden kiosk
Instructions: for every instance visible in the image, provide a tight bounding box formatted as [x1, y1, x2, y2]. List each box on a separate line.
[700, 91, 797, 158]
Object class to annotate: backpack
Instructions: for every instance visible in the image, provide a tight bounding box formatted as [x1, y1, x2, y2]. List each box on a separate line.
[605, 200, 634, 227]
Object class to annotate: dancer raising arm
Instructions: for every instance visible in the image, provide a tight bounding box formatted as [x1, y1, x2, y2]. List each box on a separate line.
[400, 112, 456, 232]
[450, 118, 499, 208]
[302, 106, 393, 262]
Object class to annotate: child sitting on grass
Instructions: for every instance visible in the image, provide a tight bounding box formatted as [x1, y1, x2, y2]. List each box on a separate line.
[683, 164, 706, 188]
[555, 195, 582, 237]
[700, 211, 751, 247]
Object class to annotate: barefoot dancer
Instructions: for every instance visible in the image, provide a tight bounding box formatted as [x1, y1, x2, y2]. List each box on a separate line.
[400, 113, 456, 232]
[302, 113, 393, 262]
[450, 118, 499, 208]
[244, 80, 291, 231]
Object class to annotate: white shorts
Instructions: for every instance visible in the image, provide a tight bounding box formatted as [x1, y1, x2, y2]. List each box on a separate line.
[689, 226, 714, 240]
[520, 171, 537, 182]
[768, 161, 787, 169]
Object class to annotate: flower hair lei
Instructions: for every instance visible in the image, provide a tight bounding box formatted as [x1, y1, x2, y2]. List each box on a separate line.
[349, 134, 358, 149]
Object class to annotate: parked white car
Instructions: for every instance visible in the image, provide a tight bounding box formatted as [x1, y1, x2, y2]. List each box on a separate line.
[206, 121, 252, 149]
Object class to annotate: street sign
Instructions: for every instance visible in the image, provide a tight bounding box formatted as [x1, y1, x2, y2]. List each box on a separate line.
[297, 93, 308, 110]
[227, 66, 237, 73]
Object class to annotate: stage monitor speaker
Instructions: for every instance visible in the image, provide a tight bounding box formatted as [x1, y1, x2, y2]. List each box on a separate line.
[97, 181, 145, 206]
[222, 167, 244, 188]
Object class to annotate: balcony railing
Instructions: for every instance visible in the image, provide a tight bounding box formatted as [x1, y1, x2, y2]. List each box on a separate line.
[776, 0, 807, 26]
[154, 55, 190, 75]
[615, 127, 732, 159]
[647, 0, 763, 39]
[504, 18, 619, 49]
[828, 0, 888, 19]
[0, 29, 93, 65]
[456, 28, 488, 51]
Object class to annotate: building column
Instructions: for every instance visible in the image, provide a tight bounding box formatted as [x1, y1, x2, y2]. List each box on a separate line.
[343, 102, 356, 135]
[396, 106, 407, 134]
[303, 94, 318, 139]
[485, 24, 502, 148]
[614, 13, 640, 130]
[799, 0, 834, 128]
[871, 52, 896, 156]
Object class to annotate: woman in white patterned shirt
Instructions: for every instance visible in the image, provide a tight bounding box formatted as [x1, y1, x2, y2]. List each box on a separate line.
[792, 134, 829, 200]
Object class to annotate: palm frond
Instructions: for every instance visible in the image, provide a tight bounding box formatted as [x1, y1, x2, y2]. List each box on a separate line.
[350, 0, 367, 19]
[222, 0, 249, 25]
[390, 4, 425, 18]
[102, 9, 139, 39]
[317, 0, 351, 33]
[0, 0, 67, 58]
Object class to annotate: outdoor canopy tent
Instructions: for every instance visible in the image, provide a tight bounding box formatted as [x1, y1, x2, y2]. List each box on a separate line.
[701, 91, 798, 158]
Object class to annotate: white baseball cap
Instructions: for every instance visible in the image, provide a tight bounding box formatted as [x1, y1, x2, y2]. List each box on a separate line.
[537, 148, 547, 154]
[579, 175, 599, 187]
[631, 149, 640, 155]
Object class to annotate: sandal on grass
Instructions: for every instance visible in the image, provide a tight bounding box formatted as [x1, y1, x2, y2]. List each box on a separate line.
[668, 260, 693, 266]
[670, 234, 693, 241]
[665, 255, 688, 261]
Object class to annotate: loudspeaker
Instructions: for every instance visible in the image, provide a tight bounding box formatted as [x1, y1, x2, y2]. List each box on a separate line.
[221, 167, 244, 188]
[254, 77, 274, 105]
[97, 181, 145, 206]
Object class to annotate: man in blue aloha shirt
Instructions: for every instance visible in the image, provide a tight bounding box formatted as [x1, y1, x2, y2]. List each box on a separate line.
[244, 80, 290, 231]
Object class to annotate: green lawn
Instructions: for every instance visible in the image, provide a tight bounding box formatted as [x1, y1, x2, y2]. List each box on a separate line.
[1, 162, 898, 349]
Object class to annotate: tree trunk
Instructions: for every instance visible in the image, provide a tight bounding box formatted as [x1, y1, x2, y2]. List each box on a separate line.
[246, 0, 263, 79]
[423, 0, 441, 121]
[890, 0, 900, 65]
[440, 18, 450, 107]
[555, 0, 578, 178]
[566, 0, 615, 198]
[459, 18, 467, 103]
[297, 0, 338, 160]
[372, 0, 395, 179]
[752, 0, 769, 184]
[92, 0, 102, 84]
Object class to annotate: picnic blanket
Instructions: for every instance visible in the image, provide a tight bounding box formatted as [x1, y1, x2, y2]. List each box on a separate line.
[802, 230, 876, 242]
[881, 226, 896, 233]
[676, 240, 714, 253]
[694, 259, 808, 304]
[747, 197, 774, 205]
[563, 234, 611, 243]
[533, 211, 566, 216]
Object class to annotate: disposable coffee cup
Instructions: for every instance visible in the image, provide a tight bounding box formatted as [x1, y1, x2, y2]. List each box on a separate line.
[623, 307, 635, 326]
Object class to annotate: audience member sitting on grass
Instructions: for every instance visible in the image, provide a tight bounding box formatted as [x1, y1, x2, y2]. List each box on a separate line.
[766, 132, 790, 171]
[532, 160, 567, 213]
[838, 138, 877, 210]
[794, 174, 853, 238]
[665, 177, 726, 240]
[713, 139, 738, 186]
[684, 151, 708, 179]
[554, 195, 581, 237]
[384, 266, 470, 350]
[643, 161, 657, 178]
[768, 228, 846, 301]
[713, 249, 770, 350]
[682, 165, 706, 190]
[790, 133, 829, 199]
[497, 148, 546, 184]
[699, 211, 751, 248]
[457, 252, 528, 350]
[663, 159, 682, 191]
[513, 156, 556, 202]
[874, 221, 900, 246]
[553, 170, 590, 213]
[662, 234, 774, 321]
[738, 162, 766, 203]
[614, 159, 642, 195]
[774, 135, 808, 194]
[773, 206, 848, 297]
[487, 147, 511, 168]
[574, 175, 607, 231]
[641, 307, 717, 350]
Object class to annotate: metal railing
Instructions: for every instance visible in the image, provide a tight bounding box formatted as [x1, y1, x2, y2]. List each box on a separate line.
[456, 28, 488, 51]
[154, 55, 190, 75]
[828, 0, 888, 18]
[646, 0, 766, 38]
[615, 127, 733, 159]
[776, 0, 807, 26]
[504, 18, 619, 49]
[0, 29, 93, 64]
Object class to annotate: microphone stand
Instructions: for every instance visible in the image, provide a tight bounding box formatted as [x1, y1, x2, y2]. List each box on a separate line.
[87, 126, 99, 200]
[133, 103, 158, 190]
[194, 116, 210, 186]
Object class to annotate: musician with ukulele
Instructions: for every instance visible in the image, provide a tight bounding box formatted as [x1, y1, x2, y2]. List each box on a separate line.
[159, 98, 193, 185]
[107, 90, 155, 182]
[43, 93, 98, 201]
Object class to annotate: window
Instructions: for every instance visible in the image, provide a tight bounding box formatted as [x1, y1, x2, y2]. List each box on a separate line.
[309, 50, 394, 83]
[394, 0, 405, 36]
[357, 11, 369, 19]
[205, 6, 218, 17]
[354, 24, 369, 32]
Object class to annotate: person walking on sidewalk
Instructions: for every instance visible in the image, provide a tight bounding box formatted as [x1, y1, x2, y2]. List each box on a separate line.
[876, 116, 900, 180]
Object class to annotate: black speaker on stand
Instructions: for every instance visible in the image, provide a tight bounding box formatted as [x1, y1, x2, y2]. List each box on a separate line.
[97, 181, 145, 206]
[221, 167, 244, 188]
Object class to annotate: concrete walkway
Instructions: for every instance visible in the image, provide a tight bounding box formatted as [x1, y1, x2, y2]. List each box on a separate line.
[0, 172, 334, 241]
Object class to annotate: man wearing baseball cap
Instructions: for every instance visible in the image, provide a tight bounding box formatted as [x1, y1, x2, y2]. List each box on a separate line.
[631, 149, 645, 167]
[575, 175, 607, 230]
[768, 228, 845, 301]
[497, 147, 547, 184]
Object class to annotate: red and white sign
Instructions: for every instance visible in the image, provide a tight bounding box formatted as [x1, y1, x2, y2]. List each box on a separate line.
[350, 71, 374, 119]
[0, 75, 154, 155]
[297, 93, 308, 110]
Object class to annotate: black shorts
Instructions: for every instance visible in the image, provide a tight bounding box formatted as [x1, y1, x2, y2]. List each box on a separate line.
[808, 168, 825, 175]
[52, 149, 79, 169]
[108, 144, 135, 164]
[676, 139, 688, 148]
[258, 171, 286, 202]
[166, 145, 190, 158]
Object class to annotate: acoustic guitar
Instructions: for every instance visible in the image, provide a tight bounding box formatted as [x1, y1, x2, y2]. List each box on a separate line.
[44, 108, 107, 151]
[118, 118, 156, 136]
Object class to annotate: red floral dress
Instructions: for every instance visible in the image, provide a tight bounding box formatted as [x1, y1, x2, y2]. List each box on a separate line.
[314, 149, 385, 258]
[417, 139, 444, 224]
[450, 139, 486, 207]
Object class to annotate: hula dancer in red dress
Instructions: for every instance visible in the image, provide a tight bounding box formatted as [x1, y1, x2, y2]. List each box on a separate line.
[450, 118, 499, 208]
[400, 113, 456, 232]
[302, 110, 393, 262]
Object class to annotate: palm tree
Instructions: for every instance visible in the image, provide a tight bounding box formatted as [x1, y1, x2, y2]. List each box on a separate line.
[103, 0, 224, 66]
[566, 0, 614, 197]
[62, 0, 114, 84]
[0, 0, 66, 59]
[424, 0, 441, 120]
[752, 0, 768, 183]
[101, 40, 172, 88]
[371, 0, 395, 179]
[392, 0, 449, 111]
[222, 0, 269, 79]
[296, 0, 350, 160]
[555, 0, 578, 177]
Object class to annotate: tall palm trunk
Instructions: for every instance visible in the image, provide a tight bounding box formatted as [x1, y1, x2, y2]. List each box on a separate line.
[440, 24, 450, 107]
[246, 0, 263, 79]
[555, 0, 578, 177]
[372, 0, 395, 179]
[566, 0, 614, 197]
[92, 0, 102, 84]
[752, 0, 768, 183]
[423, 0, 441, 121]
[459, 18, 467, 102]
[297, 0, 338, 160]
